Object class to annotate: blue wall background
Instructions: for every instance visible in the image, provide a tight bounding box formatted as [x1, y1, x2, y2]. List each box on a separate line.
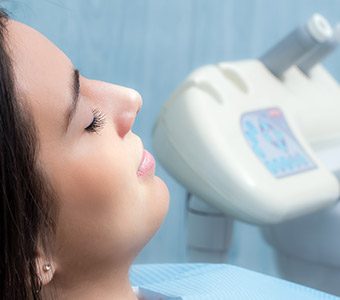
[5, 0, 340, 278]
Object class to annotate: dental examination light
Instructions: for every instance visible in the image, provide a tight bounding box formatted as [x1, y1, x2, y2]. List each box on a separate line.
[152, 13, 340, 225]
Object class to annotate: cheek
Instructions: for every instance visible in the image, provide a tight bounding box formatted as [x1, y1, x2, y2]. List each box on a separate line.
[56, 143, 138, 215]
[49, 142, 145, 256]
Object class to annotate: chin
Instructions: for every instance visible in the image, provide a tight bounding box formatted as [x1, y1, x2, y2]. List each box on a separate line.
[154, 175, 170, 221]
[141, 176, 170, 247]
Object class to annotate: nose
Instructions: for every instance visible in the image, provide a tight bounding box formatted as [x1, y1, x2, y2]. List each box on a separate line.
[85, 79, 143, 138]
[113, 86, 143, 138]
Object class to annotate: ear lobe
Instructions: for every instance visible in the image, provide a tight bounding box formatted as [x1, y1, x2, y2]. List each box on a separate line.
[35, 254, 55, 286]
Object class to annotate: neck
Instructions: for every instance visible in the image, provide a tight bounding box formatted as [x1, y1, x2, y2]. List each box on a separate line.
[43, 263, 138, 300]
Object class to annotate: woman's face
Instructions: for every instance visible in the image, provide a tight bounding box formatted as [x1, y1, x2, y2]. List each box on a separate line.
[7, 20, 169, 277]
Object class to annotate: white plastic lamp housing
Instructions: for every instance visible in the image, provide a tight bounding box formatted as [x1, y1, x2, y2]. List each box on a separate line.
[152, 60, 339, 224]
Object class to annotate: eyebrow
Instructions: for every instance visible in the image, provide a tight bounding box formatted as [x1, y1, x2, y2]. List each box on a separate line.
[65, 68, 80, 131]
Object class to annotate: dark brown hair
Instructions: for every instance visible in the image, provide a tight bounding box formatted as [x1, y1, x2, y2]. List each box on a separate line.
[0, 9, 57, 299]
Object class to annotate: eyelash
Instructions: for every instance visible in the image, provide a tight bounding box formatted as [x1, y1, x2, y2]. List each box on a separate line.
[85, 108, 106, 133]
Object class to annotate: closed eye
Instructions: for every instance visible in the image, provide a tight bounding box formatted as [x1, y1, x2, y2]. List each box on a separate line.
[85, 108, 106, 133]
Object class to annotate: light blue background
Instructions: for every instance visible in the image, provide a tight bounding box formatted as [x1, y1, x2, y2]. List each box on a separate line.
[5, 0, 340, 278]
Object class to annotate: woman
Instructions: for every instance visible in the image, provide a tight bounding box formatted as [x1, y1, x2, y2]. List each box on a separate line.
[0, 8, 169, 300]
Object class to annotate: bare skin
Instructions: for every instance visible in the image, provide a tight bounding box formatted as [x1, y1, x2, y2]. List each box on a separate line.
[6, 20, 169, 299]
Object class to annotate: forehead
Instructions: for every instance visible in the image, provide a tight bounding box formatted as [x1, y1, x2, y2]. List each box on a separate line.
[7, 20, 72, 93]
[6, 20, 74, 141]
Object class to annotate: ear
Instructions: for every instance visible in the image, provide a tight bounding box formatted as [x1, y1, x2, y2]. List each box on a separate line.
[35, 250, 56, 286]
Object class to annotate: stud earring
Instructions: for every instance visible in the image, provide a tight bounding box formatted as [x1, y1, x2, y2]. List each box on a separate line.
[42, 263, 52, 272]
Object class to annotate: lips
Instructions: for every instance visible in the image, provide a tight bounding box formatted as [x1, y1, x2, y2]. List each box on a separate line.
[137, 149, 156, 177]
